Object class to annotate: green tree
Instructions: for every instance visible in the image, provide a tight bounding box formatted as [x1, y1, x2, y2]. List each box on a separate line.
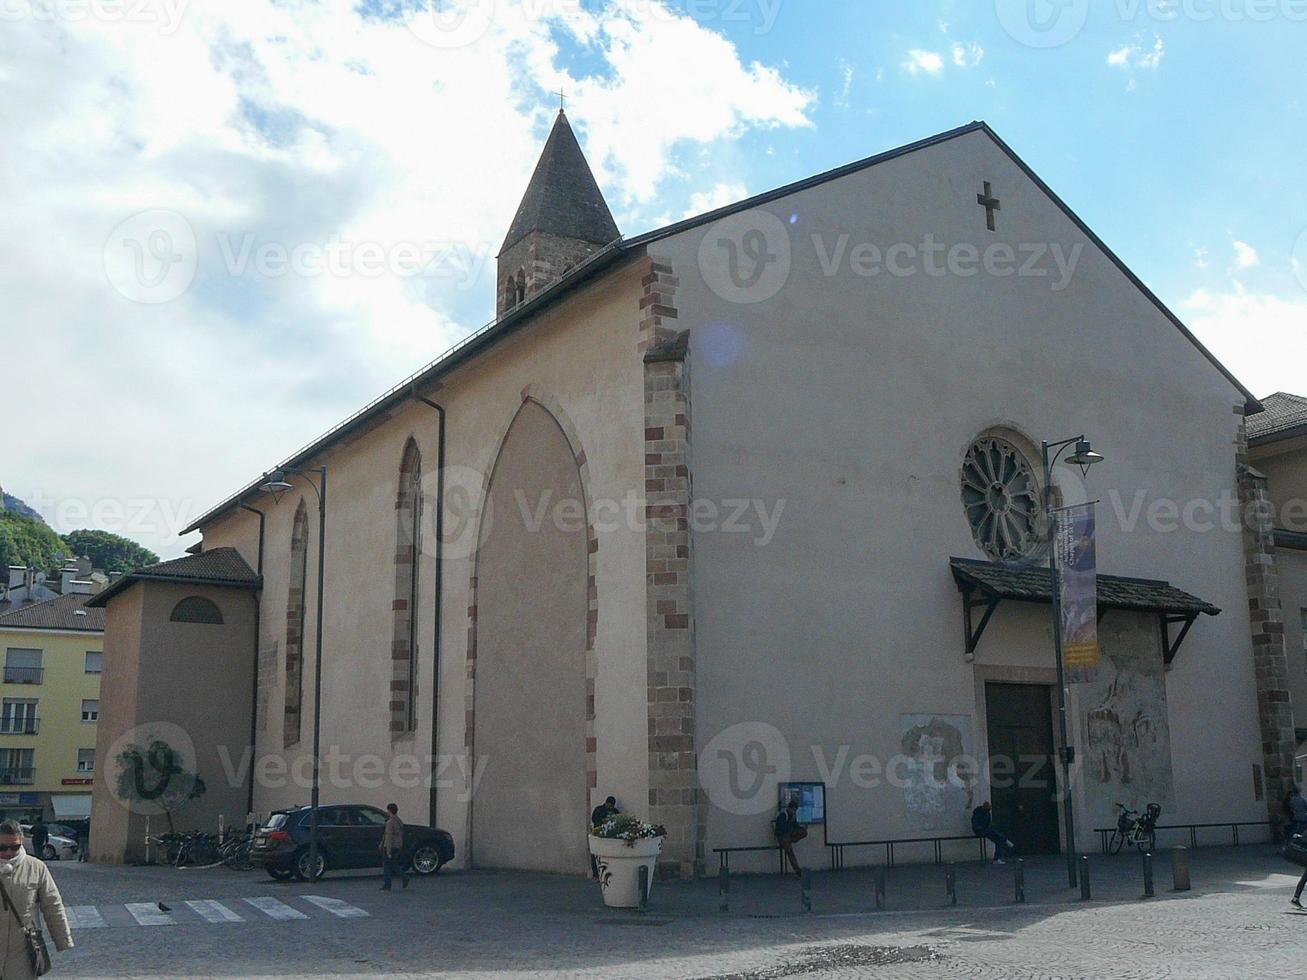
[62, 529, 159, 575]
[0, 511, 70, 576]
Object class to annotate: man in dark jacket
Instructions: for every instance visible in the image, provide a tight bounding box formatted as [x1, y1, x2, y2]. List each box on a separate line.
[971, 802, 1014, 864]
[590, 796, 620, 880]
[30, 819, 49, 859]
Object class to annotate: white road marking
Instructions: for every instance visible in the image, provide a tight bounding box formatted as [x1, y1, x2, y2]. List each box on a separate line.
[301, 895, 369, 918]
[125, 902, 177, 926]
[66, 906, 106, 929]
[185, 899, 244, 923]
[242, 896, 309, 920]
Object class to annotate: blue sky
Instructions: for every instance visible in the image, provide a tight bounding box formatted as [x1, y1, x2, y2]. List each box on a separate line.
[1, 0, 1303, 557]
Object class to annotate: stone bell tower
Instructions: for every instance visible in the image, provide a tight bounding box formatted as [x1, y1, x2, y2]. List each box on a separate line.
[497, 110, 620, 317]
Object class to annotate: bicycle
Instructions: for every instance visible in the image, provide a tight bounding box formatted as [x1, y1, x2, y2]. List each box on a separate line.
[220, 831, 254, 871]
[173, 831, 224, 869]
[1109, 802, 1161, 855]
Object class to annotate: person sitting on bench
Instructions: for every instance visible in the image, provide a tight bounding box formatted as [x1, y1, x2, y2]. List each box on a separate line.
[774, 799, 807, 875]
[971, 801, 1016, 864]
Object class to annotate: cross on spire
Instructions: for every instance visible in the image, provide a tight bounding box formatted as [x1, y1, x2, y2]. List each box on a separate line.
[555, 88, 566, 112]
[977, 181, 1001, 232]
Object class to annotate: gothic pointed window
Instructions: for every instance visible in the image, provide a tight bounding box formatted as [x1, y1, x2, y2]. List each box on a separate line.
[961, 435, 1042, 562]
[391, 439, 422, 735]
[284, 500, 309, 747]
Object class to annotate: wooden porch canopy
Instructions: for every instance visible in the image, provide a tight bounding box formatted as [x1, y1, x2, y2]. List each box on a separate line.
[949, 557, 1221, 664]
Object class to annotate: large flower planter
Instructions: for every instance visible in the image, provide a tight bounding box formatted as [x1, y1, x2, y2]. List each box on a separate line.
[589, 835, 663, 908]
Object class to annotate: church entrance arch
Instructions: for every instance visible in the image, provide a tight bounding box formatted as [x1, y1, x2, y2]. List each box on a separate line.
[469, 399, 590, 873]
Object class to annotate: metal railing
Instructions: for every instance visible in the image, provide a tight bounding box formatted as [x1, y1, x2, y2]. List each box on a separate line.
[828, 835, 990, 870]
[0, 717, 38, 735]
[1094, 820, 1274, 853]
[0, 768, 36, 785]
[2, 667, 43, 685]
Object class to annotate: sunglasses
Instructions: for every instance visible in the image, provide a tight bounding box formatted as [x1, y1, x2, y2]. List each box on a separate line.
[0, 845, 21, 854]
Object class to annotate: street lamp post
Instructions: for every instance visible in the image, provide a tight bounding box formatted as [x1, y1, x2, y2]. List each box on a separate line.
[1041, 436, 1103, 890]
[260, 465, 327, 881]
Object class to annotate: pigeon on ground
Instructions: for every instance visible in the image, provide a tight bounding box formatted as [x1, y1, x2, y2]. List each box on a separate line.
[156, 902, 171, 912]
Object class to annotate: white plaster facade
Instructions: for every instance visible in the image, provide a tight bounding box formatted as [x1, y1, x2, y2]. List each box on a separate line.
[170, 123, 1277, 876]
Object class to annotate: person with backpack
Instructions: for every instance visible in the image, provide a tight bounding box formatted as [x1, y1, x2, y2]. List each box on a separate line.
[774, 799, 807, 875]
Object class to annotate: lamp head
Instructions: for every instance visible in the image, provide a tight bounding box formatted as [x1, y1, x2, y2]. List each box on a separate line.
[258, 470, 295, 503]
[1066, 439, 1104, 478]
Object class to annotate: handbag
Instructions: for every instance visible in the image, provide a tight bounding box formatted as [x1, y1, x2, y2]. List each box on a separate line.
[1282, 835, 1307, 870]
[0, 876, 51, 976]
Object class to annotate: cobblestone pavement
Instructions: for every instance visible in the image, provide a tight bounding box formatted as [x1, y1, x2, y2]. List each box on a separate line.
[45, 846, 1307, 979]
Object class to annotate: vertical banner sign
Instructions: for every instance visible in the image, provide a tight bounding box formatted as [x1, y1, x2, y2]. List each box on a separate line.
[1055, 502, 1099, 683]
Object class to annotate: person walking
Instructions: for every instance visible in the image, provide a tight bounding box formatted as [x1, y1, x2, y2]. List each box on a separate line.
[971, 801, 1016, 864]
[379, 803, 408, 891]
[590, 796, 620, 880]
[1286, 786, 1307, 839]
[0, 819, 73, 979]
[774, 799, 808, 876]
[28, 820, 48, 861]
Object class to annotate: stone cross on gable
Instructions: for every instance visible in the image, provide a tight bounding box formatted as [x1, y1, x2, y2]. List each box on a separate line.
[977, 181, 1001, 232]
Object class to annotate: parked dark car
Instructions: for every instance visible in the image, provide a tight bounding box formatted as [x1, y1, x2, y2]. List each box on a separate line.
[250, 804, 455, 881]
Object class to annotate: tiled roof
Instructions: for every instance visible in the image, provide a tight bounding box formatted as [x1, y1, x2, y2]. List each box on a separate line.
[85, 547, 260, 607]
[501, 110, 620, 253]
[1247, 391, 1307, 444]
[949, 557, 1220, 616]
[0, 592, 106, 632]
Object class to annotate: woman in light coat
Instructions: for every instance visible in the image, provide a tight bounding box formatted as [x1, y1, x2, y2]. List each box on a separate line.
[0, 819, 73, 979]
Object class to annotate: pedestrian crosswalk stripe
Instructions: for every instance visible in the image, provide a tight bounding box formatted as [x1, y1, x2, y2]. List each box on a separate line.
[185, 899, 244, 923]
[242, 896, 309, 920]
[66, 906, 106, 929]
[302, 895, 368, 918]
[125, 902, 176, 926]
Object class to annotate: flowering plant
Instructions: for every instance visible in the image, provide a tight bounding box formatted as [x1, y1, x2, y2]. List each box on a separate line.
[592, 815, 667, 847]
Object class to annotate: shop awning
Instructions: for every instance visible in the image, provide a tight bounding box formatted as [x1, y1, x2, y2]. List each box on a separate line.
[51, 794, 91, 819]
[949, 557, 1221, 664]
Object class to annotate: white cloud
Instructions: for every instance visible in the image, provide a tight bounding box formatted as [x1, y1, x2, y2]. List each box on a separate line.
[1193, 247, 1210, 270]
[684, 182, 749, 218]
[1107, 36, 1165, 71]
[0, 0, 813, 558]
[1232, 240, 1260, 270]
[836, 62, 854, 108]
[1183, 288, 1307, 395]
[902, 49, 944, 75]
[951, 43, 984, 69]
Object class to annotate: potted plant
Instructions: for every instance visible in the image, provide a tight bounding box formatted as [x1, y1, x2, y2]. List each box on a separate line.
[589, 815, 666, 908]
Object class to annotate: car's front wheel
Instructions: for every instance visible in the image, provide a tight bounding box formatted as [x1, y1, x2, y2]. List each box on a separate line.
[293, 847, 327, 881]
[41, 845, 57, 861]
[410, 842, 446, 876]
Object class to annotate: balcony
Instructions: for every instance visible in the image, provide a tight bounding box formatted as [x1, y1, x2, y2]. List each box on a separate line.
[0, 718, 38, 735]
[0, 769, 35, 785]
[2, 667, 43, 685]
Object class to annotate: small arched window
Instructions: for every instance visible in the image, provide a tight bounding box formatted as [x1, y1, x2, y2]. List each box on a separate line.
[514, 269, 526, 305]
[169, 596, 224, 624]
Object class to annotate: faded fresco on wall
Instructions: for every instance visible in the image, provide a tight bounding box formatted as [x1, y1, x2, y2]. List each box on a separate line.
[899, 714, 978, 831]
[1082, 618, 1174, 818]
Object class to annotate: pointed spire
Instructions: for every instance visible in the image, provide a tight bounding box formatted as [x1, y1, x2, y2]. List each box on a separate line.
[500, 110, 619, 255]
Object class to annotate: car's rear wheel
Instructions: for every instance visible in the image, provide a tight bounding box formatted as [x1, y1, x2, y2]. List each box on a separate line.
[410, 842, 445, 876]
[293, 847, 327, 881]
[266, 865, 295, 881]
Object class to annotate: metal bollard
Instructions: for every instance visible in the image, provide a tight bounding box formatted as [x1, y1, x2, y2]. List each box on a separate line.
[638, 864, 649, 911]
[1014, 859, 1025, 904]
[946, 863, 957, 907]
[874, 865, 886, 910]
[801, 869, 812, 913]
[1143, 852, 1155, 898]
[719, 865, 729, 913]
[1080, 855, 1091, 901]
[1171, 846, 1191, 892]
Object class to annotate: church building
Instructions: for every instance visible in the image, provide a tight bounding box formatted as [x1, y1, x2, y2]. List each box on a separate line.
[90, 112, 1295, 876]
